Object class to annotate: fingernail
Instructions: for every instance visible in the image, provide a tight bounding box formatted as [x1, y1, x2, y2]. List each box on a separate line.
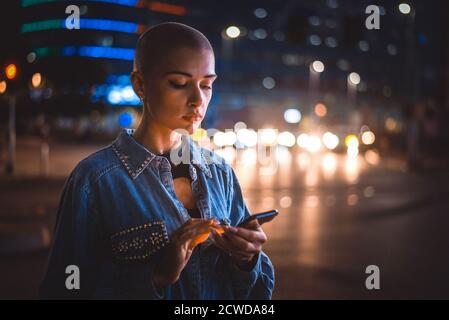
[226, 226, 238, 233]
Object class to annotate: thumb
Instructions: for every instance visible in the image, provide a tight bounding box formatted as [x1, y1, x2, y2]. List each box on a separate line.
[186, 248, 193, 260]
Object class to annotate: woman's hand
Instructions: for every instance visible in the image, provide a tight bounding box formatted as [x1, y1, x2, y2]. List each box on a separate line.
[153, 219, 216, 288]
[210, 219, 267, 271]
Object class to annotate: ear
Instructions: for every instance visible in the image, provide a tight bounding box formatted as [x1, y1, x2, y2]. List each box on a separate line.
[130, 71, 145, 100]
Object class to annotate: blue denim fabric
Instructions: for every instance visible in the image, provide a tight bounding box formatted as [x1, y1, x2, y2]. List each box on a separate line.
[40, 129, 275, 299]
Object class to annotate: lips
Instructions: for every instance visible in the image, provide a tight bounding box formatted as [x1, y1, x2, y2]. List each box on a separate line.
[183, 113, 203, 122]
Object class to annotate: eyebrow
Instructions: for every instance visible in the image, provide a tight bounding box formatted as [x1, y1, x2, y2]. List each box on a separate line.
[164, 71, 217, 78]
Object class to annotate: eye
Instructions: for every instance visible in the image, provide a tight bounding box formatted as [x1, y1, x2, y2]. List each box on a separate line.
[200, 81, 213, 90]
[169, 80, 187, 89]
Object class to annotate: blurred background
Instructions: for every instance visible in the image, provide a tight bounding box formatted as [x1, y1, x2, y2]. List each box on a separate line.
[1, 0, 449, 299]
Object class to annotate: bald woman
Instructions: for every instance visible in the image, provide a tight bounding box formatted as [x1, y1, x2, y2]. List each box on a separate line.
[40, 22, 275, 300]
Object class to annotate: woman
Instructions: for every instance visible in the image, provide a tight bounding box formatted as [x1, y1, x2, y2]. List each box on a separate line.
[40, 22, 275, 299]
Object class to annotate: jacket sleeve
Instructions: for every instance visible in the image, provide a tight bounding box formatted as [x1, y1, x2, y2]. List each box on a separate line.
[39, 169, 104, 299]
[219, 166, 275, 300]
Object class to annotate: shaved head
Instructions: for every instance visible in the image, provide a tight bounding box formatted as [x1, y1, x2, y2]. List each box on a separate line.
[130, 22, 216, 136]
[133, 22, 214, 76]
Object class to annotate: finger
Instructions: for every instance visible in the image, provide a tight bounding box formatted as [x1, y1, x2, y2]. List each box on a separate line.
[211, 229, 234, 253]
[178, 229, 196, 243]
[178, 223, 212, 245]
[247, 218, 261, 228]
[212, 230, 259, 257]
[224, 225, 267, 244]
[186, 221, 221, 249]
[185, 248, 193, 260]
[222, 232, 261, 254]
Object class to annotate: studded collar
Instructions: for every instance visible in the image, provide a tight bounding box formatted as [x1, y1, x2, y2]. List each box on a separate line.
[112, 129, 213, 180]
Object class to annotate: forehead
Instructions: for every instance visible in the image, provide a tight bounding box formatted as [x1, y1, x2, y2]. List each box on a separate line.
[153, 47, 215, 77]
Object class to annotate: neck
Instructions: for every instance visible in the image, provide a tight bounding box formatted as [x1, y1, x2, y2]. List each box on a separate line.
[133, 114, 181, 155]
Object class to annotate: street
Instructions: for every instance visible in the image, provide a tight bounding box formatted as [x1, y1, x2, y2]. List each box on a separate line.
[1, 138, 449, 299]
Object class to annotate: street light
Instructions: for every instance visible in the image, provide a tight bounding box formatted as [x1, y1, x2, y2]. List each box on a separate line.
[347, 72, 361, 106]
[3, 63, 19, 174]
[222, 25, 241, 72]
[309, 60, 325, 113]
[310, 60, 325, 74]
[225, 26, 240, 39]
[399, 3, 412, 15]
[399, 3, 417, 103]
[31, 72, 43, 88]
[348, 72, 361, 86]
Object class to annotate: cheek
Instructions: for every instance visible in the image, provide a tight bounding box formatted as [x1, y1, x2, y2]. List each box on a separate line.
[147, 87, 186, 115]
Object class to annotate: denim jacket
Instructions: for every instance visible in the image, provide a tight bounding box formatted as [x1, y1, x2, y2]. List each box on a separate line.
[40, 129, 275, 299]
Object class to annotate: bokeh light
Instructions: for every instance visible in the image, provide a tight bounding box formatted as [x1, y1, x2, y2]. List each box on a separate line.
[5, 64, 17, 79]
[284, 109, 302, 124]
[361, 131, 376, 145]
[314, 103, 327, 117]
[236, 129, 258, 147]
[311, 60, 325, 73]
[348, 72, 361, 85]
[225, 26, 240, 38]
[277, 131, 296, 147]
[399, 3, 412, 15]
[322, 132, 339, 150]
[259, 129, 278, 146]
[31, 73, 42, 88]
[0, 81, 6, 94]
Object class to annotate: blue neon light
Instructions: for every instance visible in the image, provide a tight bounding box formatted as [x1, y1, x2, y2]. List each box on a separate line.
[62, 46, 77, 56]
[89, 0, 139, 6]
[33, 46, 135, 61]
[22, 0, 139, 8]
[21, 18, 142, 34]
[77, 46, 135, 60]
[80, 19, 139, 33]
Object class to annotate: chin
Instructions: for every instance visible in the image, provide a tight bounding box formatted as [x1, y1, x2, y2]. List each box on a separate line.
[172, 123, 195, 135]
[172, 119, 202, 135]
[186, 121, 202, 135]
[186, 125, 196, 135]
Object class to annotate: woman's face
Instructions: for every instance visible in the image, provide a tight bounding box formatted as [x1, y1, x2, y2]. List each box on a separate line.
[134, 47, 216, 135]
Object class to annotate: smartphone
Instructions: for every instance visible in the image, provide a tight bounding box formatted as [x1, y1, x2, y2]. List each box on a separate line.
[237, 210, 279, 227]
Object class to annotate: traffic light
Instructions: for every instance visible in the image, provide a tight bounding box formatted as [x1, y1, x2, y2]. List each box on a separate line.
[5, 63, 17, 80]
[3, 63, 19, 94]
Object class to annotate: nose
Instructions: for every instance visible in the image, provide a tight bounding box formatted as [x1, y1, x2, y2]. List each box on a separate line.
[187, 84, 204, 109]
